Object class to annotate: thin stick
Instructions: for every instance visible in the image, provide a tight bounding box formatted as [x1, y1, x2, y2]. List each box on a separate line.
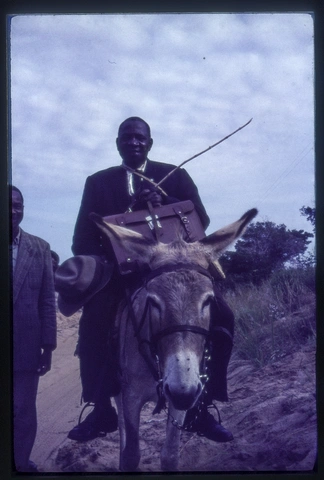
[122, 118, 252, 198]
[156, 118, 253, 188]
[122, 165, 168, 196]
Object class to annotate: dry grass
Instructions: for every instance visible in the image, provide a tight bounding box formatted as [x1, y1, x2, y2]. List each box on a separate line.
[223, 266, 316, 368]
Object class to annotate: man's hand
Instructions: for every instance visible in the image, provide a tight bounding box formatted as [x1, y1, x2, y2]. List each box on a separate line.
[37, 347, 52, 376]
[136, 188, 163, 208]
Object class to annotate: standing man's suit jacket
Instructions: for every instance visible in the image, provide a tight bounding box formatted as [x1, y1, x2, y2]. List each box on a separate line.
[72, 159, 210, 256]
[13, 229, 57, 372]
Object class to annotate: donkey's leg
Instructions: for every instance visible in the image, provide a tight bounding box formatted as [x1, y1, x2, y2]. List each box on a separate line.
[161, 407, 186, 471]
[119, 391, 143, 472]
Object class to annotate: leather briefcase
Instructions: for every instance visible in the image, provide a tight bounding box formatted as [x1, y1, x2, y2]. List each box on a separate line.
[103, 200, 205, 274]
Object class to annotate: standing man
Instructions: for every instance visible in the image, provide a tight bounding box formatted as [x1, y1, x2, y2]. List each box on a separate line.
[11, 185, 57, 472]
[66, 116, 233, 443]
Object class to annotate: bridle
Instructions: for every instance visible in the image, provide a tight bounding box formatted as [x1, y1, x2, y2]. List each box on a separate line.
[124, 262, 216, 413]
[145, 262, 214, 343]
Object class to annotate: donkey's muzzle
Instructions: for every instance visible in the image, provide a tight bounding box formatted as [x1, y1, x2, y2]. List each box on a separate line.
[164, 382, 202, 411]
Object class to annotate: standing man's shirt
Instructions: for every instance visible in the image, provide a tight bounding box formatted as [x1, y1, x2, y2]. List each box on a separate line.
[11, 228, 21, 272]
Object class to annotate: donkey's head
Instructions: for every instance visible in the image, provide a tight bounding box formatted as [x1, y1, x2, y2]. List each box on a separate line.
[90, 208, 257, 411]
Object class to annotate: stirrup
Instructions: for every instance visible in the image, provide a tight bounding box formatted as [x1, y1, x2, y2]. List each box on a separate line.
[207, 402, 222, 424]
[78, 402, 95, 425]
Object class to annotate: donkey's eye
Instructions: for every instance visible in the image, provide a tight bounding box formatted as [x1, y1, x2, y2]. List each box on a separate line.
[148, 296, 162, 318]
[202, 296, 213, 308]
[201, 296, 214, 317]
[149, 296, 160, 309]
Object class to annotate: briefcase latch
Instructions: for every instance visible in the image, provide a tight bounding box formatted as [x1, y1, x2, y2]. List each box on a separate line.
[145, 214, 162, 231]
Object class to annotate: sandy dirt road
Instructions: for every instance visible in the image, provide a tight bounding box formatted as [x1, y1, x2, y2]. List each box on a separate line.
[30, 311, 317, 474]
[31, 315, 82, 469]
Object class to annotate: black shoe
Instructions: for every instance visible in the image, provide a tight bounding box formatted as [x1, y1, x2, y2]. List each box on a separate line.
[68, 406, 118, 441]
[184, 406, 233, 443]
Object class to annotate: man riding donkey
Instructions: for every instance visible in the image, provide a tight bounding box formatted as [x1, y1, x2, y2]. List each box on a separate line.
[55, 117, 235, 443]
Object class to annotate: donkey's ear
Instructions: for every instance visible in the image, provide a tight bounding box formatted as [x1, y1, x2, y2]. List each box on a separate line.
[89, 212, 154, 263]
[201, 208, 258, 256]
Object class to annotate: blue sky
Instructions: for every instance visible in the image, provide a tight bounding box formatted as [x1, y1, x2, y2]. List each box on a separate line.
[9, 13, 315, 262]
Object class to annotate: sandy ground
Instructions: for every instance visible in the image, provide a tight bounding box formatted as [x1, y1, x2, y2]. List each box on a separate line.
[30, 311, 317, 474]
[31, 313, 82, 468]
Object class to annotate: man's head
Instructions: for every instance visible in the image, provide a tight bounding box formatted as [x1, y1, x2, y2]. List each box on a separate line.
[11, 185, 24, 239]
[116, 117, 153, 169]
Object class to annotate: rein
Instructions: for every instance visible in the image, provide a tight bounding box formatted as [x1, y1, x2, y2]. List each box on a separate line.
[144, 263, 213, 347]
[127, 262, 214, 346]
[124, 263, 215, 412]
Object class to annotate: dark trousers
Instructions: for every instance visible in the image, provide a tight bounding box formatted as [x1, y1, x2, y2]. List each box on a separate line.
[207, 285, 234, 402]
[78, 279, 123, 405]
[77, 279, 234, 405]
[13, 372, 39, 471]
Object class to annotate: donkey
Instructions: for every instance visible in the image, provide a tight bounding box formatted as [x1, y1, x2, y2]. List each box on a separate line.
[90, 208, 257, 471]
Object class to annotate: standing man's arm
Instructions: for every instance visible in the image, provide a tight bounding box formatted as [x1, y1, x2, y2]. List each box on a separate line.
[37, 243, 57, 376]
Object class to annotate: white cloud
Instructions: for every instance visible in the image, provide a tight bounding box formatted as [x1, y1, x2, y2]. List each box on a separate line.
[9, 13, 315, 262]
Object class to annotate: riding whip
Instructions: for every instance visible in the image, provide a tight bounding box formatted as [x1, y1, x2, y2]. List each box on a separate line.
[123, 118, 253, 194]
[156, 118, 253, 188]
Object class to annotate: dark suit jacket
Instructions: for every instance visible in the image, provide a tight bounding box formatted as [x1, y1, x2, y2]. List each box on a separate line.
[13, 229, 57, 372]
[72, 159, 210, 256]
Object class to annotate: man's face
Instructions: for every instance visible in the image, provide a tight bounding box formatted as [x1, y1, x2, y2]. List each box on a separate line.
[116, 120, 153, 168]
[11, 190, 24, 236]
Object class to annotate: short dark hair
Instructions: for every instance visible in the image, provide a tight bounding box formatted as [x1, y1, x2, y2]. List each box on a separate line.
[118, 117, 151, 137]
[11, 185, 24, 205]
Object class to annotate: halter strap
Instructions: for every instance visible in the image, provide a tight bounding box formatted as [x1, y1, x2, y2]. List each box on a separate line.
[124, 262, 221, 387]
[152, 324, 210, 346]
[135, 263, 215, 346]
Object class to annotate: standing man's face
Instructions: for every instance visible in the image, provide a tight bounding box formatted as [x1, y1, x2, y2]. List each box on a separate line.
[116, 120, 153, 169]
[11, 190, 24, 238]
